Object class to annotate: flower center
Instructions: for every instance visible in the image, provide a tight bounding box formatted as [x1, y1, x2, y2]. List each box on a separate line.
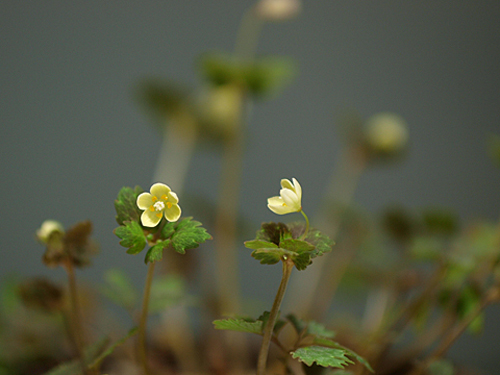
[153, 201, 165, 211]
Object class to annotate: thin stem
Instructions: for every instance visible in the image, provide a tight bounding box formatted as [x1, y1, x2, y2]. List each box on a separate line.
[257, 258, 294, 375]
[64, 261, 89, 375]
[137, 261, 156, 375]
[299, 210, 310, 240]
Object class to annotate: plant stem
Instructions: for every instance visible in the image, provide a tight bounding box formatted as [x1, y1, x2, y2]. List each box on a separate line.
[137, 261, 156, 375]
[299, 210, 310, 239]
[64, 260, 89, 375]
[257, 258, 294, 375]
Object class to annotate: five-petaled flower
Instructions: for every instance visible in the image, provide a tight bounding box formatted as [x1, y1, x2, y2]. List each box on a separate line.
[267, 178, 302, 215]
[137, 183, 181, 227]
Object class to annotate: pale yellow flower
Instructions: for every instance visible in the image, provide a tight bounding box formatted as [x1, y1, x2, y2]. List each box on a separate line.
[267, 178, 302, 215]
[36, 220, 64, 244]
[137, 183, 181, 227]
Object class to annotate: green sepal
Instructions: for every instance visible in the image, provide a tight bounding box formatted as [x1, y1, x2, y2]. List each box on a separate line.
[170, 217, 212, 254]
[114, 221, 147, 255]
[114, 186, 144, 226]
[213, 318, 263, 335]
[291, 346, 354, 369]
[145, 240, 171, 264]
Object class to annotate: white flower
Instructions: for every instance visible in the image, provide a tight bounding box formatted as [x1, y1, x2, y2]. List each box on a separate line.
[36, 220, 64, 244]
[255, 0, 301, 21]
[267, 178, 302, 215]
[364, 112, 409, 153]
[137, 183, 181, 227]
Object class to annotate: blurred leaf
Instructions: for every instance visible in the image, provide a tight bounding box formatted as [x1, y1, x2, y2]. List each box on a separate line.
[410, 236, 443, 262]
[213, 318, 263, 335]
[422, 208, 459, 236]
[102, 269, 138, 310]
[149, 275, 187, 313]
[312, 338, 374, 373]
[291, 346, 354, 369]
[134, 78, 191, 123]
[307, 321, 336, 339]
[114, 186, 143, 226]
[88, 328, 138, 369]
[428, 359, 454, 375]
[382, 206, 415, 242]
[0, 275, 22, 319]
[114, 221, 147, 255]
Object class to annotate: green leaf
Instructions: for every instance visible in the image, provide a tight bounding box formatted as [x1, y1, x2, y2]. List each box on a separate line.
[245, 56, 297, 98]
[303, 227, 335, 258]
[313, 338, 374, 373]
[244, 240, 279, 250]
[88, 328, 138, 369]
[291, 346, 354, 369]
[213, 318, 263, 335]
[149, 275, 187, 313]
[252, 247, 290, 265]
[101, 269, 138, 310]
[114, 221, 147, 255]
[280, 239, 315, 270]
[428, 359, 454, 375]
[161, 221, 176, 240]
[307, 321, 336, 339]
[114, 186, 143, 226]
[171, 217, 212, 254]
[144, 240, 171, 264]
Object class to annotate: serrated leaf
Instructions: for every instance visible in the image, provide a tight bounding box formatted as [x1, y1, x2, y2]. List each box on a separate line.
[144, 240, 171, 264]
[114, 221, 147, 255]
[303, 228, 335, 258]
[252, 248, 288, 265]
[161, 221, 176, 240]
[291, 346, 354, 368]
[213, 318, 263, 335]
[244, 240, 279, 250]
[102, 269, 138, 310]
[171, 217, 211, 254]
[114, 186, 143, 226]
[313, 338, 374, 373]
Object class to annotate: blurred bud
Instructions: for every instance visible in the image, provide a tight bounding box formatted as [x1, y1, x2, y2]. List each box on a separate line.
[36, 220, 64, 244]
[255, 0, 301, 21]
[19, 277, 64, 312]
[364, 112, 409, 154]
[382, 206, 415, 243]
[198, 84, 243, 138]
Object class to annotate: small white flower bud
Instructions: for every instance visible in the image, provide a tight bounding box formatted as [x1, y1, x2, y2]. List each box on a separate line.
[36, 220, 65, 244]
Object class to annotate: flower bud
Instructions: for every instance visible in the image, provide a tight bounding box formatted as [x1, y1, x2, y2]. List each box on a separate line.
[36, 220, 64, 244]
[255, 0, 301, 21]
[364, 112, 409, 154]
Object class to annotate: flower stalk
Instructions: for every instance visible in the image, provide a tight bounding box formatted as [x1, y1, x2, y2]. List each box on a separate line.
[137, 261, 156, 375]
[257, 257, 294, 375]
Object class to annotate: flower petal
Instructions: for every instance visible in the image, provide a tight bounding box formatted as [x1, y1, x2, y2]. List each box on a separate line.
[141, 209, 162, 227]
[150, 183, 171, 199]
[137, 193, 153, 210]
[267, 196, 293, 215]
[292, 178, 302, 199]
[165, 204, 181, 222]
[280, 188, 300, 211]
[168, 191, 179, 204]
[280, 179, 294, 191]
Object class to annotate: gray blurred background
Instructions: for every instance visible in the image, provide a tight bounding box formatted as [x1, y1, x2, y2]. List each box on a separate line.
[1, 1, 500, 373]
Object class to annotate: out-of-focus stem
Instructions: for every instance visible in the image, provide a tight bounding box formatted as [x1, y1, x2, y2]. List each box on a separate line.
[257, 258, 294, 375]
[234, 6, 264, 61]
[137, 261, 156, 375]
[285, 146, 366, 317]
[153, 114, 198, 192]
[64, 260, 89, 375]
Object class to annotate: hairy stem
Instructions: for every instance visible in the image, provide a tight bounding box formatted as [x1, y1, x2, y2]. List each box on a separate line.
[64, 261, 89, 375]
[137, 261, 156, 375]
[257, 258, 294, 375]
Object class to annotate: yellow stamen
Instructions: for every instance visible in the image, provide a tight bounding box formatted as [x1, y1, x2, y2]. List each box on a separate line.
[149, 206, 155, 212]
[156, 212, 162, 218]
[167, 202, 172, 209]
[152, 196, 158, 202]
[161, 194, 168, 200]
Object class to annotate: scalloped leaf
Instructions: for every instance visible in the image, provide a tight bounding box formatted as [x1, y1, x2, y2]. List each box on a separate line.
[171, 217, 212, 254]
[114, 221, 147, 255]
[313, 338, 374, 373]
[144, 240, 171, 264]
[213, 318, 263, 335]
[114, 186, 143, 226]
[291, 346, 354, 368]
